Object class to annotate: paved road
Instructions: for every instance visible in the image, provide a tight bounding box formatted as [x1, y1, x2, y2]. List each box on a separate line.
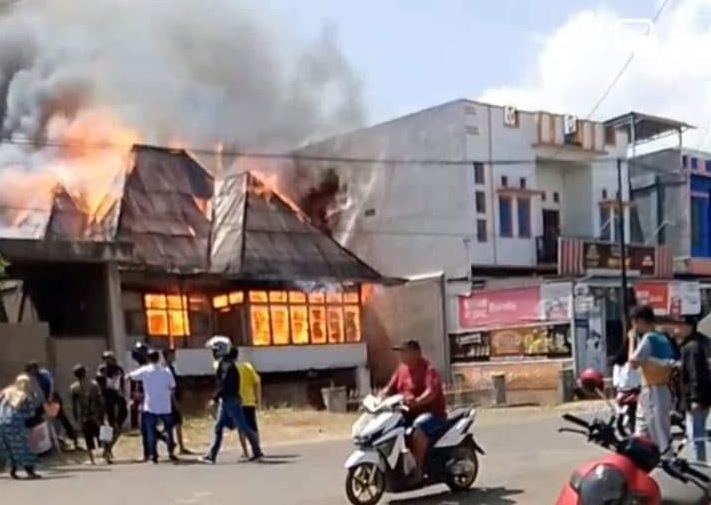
[3, 413, 603, 504]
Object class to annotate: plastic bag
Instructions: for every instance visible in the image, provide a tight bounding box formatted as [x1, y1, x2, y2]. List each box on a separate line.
[613, 363, 641, 390]
[99, 424, 114, 443]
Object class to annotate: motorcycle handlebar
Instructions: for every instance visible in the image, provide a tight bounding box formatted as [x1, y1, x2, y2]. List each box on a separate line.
[662, 461, 689, 483]
[561, 413, 590, 428]
[676, 460, 711, 483]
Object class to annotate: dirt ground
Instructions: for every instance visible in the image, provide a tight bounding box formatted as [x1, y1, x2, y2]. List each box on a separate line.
[50, 399, 608, 464]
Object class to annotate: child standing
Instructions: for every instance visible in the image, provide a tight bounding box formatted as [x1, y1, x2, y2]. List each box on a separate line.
[69, 365, 106, 464]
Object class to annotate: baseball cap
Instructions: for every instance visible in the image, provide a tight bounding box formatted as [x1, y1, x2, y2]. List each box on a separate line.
[392, 340, 421, 352]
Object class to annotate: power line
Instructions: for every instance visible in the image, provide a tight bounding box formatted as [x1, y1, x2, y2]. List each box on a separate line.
[589, 0, 672, 118]
[0, 136, 673, 173]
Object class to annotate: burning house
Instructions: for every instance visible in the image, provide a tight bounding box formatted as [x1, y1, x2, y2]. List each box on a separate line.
[0, 144, 391, 404]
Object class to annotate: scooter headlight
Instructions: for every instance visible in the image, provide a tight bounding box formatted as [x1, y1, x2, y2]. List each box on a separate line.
[575, 464, 628, 504]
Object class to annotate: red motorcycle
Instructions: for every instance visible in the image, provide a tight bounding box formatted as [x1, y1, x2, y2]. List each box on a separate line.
[555, 413, 711, 505]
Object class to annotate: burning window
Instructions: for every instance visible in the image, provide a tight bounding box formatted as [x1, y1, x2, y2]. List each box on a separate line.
[144, 294, 190, 347]
[211, 289, 362, 346]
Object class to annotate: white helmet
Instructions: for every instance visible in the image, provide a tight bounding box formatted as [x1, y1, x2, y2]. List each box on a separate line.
[205, 335, 232, 359]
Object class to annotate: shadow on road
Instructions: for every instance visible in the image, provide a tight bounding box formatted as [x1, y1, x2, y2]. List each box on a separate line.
[387, 486, 524, 505]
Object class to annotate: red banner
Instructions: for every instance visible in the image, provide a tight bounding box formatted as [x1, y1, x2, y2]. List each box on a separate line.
[459, 287, 542, 329]
[633, 281, 668, 314]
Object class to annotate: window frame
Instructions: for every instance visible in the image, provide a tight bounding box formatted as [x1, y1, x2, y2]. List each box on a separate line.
[498, 196, 513, 237]
[473, 162, 485, 185]
[516, 197, 531, 238]
[476, 219, 487, 243]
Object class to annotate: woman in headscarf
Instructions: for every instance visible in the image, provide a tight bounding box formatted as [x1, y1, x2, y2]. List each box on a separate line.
[0, 374, 41, 479]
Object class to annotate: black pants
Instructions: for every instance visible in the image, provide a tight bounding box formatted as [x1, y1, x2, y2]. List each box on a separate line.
[53, 393, 78, 441]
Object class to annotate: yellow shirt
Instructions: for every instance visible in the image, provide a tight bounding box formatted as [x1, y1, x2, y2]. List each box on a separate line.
[236, 362, 260, 407]
[212, 360, 260, 407]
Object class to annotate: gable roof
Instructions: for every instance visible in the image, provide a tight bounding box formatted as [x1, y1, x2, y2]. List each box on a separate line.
[1, 144, 385, 283]
[210, 171, 382, 281]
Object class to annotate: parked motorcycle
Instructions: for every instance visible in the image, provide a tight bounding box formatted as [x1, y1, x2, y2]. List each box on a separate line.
[614, 386, 639, 436]
[555, 412, 711, 505]
[343, 394, 484, 505]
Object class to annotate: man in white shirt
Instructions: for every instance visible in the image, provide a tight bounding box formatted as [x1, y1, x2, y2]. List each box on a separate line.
[127, 349, 178, 463]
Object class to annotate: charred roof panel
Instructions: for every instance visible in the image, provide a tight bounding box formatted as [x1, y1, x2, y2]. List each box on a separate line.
[238, 173, 383, 281]
[45, 188, 121, 241]
[2, 144, 385, 283]
[116, 145, 213, 272]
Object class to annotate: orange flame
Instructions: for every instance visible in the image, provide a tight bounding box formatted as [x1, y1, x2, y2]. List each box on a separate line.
[240, 156, 306, 219]
[0, 109, 140, 234]
[360, 283, 376, 304]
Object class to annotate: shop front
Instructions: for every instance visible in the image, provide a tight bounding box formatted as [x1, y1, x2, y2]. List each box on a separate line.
[632, 280, 701, 316]
[558, 238, 675, 365]
[451, 283, 574, 393]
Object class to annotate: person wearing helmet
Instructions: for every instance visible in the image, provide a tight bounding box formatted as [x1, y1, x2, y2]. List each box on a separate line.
[628, 305, 678, 455]
[200, 336, 263, 464]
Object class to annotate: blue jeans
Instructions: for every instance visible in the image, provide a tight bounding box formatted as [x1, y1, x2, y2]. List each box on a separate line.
[686, 408, 709, 462]
[208, 397, 262, 460]
[143, 412, 175, 460]
[412, 413, 446, 440]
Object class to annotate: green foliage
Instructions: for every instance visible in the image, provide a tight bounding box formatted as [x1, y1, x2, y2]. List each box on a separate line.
[0, 255, 7, 277]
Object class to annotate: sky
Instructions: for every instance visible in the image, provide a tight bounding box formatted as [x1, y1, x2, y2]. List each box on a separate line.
[268, 0, 711, 146]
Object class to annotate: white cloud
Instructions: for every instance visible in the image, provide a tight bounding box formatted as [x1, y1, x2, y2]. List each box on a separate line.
[479, 0, 711, 148]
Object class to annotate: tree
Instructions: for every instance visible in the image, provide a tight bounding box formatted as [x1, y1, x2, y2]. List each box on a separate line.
[0, 255, 7, 278]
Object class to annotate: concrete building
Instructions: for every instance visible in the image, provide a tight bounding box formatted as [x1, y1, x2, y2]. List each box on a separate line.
[297, 99, 632, 279]
[295, 101, 680, 394]
[629, 146, 711, 275]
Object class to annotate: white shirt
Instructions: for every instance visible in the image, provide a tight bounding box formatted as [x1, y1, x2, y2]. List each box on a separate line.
[128, 364, 175, 415]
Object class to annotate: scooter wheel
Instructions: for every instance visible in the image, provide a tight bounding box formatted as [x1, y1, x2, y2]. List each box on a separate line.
[445, 445, 479, 492]
[345, 463, 385, 505]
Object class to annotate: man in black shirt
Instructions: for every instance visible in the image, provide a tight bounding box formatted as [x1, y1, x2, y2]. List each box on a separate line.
[96, 351, 127, 462]
[163, 348, 192, 455]
[678, 316, 711, 462]
[200, 336, 262, 464]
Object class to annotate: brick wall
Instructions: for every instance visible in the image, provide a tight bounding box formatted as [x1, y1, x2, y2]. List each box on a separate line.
[453, 359, 573, 391]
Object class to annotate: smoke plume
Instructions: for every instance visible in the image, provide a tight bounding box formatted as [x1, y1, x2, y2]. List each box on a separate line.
[0, 0, 366, 236]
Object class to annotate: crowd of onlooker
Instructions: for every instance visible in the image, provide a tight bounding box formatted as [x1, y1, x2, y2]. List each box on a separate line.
[0, 335, 263, 480]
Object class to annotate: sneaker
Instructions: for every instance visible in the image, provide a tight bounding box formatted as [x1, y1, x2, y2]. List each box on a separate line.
[249, 453, 263, 462]
[168, 454, 180, 463]
[198, 455, 215, 465]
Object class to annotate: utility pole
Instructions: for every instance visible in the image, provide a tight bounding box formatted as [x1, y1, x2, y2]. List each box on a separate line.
[616, 157, 630, 334]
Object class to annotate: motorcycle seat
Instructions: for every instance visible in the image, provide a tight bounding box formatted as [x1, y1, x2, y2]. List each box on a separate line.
[447, 407, 471, 421]
[651, 466, 711, 505]
[427, 409, 472, 442]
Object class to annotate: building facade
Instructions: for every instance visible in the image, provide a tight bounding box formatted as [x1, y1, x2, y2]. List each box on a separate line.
[296, 99, 632, 279]
[294, 100, 681, 392]
[630, 147, 711, 274]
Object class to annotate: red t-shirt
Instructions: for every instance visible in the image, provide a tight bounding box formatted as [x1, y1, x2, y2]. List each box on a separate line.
[384, 359, 447, 420]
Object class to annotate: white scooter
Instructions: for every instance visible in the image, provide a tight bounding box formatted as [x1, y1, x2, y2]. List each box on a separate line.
[343, 394, 484, 505]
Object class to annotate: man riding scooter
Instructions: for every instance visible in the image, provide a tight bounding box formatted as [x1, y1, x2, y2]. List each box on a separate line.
[379, 340, 447, 484]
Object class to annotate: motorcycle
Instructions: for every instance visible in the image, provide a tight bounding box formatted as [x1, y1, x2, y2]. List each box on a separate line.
[555, 412, 711, 504]
[343, 394, 485, 505]
[615, 386, 639, 436]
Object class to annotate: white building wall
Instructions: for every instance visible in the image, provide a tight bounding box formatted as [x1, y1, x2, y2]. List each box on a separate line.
[296, 99, 631, 277]
[297, 100, 472, 280]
